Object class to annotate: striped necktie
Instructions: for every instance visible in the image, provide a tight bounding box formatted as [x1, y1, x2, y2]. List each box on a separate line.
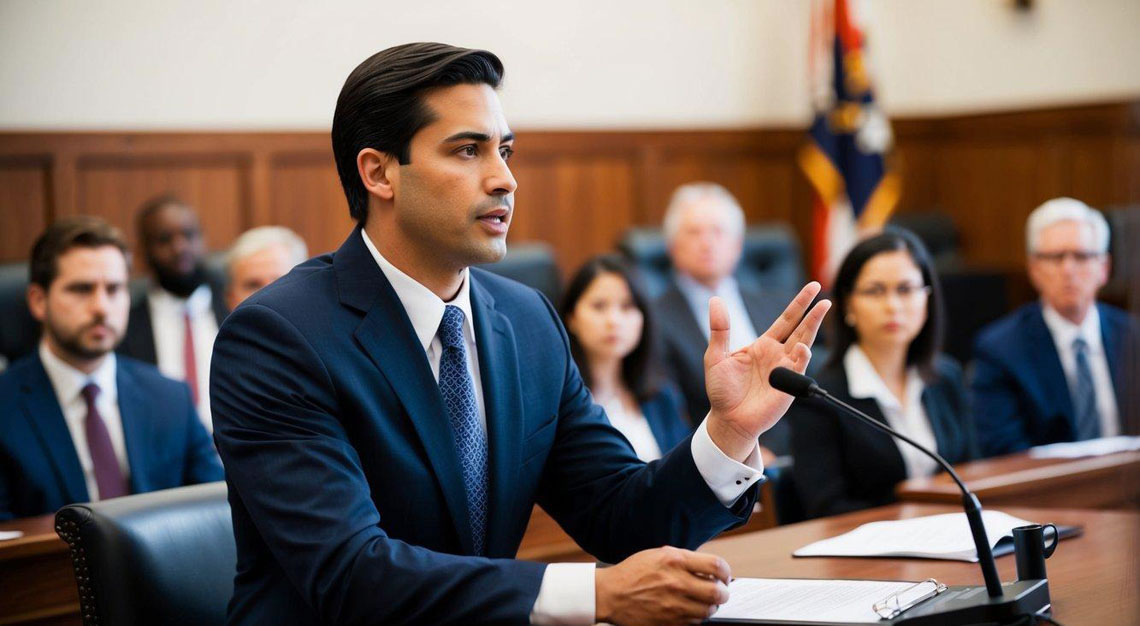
[1071, 337, 1102, 441]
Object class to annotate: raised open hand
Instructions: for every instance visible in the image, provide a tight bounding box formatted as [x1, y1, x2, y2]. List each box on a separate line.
[704, 282, 831, 461]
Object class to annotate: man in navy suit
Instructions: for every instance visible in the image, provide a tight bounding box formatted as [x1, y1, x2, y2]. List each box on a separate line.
[0, 217, 222, 521]
[211, 43, 829, 626]
[971, 198, 1137, 457]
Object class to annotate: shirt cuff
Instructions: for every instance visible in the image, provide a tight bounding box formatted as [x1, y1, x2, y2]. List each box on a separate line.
[690, 417, 765, 507]
[530, 562, 596, 625]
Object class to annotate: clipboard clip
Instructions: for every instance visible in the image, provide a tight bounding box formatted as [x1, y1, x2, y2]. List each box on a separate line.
[872, 578, 948, 620]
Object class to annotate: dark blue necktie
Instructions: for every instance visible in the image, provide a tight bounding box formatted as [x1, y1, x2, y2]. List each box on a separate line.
[1072, 337, 1102, 440]
[437, 305, 488, 554]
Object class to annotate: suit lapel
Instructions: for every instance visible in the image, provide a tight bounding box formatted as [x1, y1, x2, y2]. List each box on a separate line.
[18, 356, 89, 503]
[126, 299, 158, 365]
[1098, 304, 1126, 410]
[116, 361, 153, 495]
[922, 385, 955, 461]
[661, 285, 707, 362]
[1025, 305, 1076, 432]
[336, 229, 476, 554]
[469, 274, 524, 557]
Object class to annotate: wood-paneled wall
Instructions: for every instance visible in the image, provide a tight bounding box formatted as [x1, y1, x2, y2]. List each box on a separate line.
[1, 101, 1137, 276]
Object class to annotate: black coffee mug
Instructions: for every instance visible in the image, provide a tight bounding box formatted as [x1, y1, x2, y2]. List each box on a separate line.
[1012, 523, 1059, 581]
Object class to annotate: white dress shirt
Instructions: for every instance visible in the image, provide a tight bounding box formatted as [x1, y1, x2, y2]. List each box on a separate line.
[675, 273, 761, 352]
[843, 345, 939, 479]
[362, 231, 763, 625]
[38, 342, 130, 500]
[1040, 304, 1120, 438]
[597, 395, 663, 462]
[148, 284, 218, 431]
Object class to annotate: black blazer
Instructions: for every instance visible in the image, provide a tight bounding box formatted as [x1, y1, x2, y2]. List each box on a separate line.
[788, 355, 977, 519]
[118, 282, 229, 365]
[653, 278, 795, 454]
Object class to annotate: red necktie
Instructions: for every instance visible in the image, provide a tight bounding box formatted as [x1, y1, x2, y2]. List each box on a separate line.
[183, 311, 198, 405]
[80, 383, 129, 500]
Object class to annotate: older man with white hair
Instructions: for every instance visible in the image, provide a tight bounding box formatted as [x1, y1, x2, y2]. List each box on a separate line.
[970, 197, 1136, 457]
[653, 182, 794, 459]
[224, 226, 309, 310]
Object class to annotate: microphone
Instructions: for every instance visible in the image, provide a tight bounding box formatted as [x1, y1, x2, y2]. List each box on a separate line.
[770, 367, 1004, 598]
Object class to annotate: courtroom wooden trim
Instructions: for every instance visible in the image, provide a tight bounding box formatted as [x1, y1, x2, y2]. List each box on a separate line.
[1, 100, 1138, 274]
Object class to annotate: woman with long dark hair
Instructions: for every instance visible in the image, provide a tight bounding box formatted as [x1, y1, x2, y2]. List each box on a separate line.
[560, 254, 690, 461]
[789, 228, 977, 518]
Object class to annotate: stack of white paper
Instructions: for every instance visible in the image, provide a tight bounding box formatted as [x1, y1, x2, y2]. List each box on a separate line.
[1028, 436, 1140, 459]
[793, 510, 1033, 561]
[712, 578, 923, 623]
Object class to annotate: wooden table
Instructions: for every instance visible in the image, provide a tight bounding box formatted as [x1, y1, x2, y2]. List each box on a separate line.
[895, 450, 1140, 509]
[701, 503, 1140, 625]
[0, 514, 78, 626]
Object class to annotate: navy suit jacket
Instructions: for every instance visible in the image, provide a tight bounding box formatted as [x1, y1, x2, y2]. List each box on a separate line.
[210, 228, 759, 626]
[970, 302, 1135, 457]
[788, 355, 977, 518]
[638, 383, 693, 454]
[0, 352, 222, 520]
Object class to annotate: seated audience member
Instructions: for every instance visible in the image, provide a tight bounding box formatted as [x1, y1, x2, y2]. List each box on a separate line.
[225, 225, 309, 310]
[971, 198, 1136, 456]
[119, 195, 228, 431]
[560, 255, 690, 461]
[0, 217, 222, 520]
[788, 228, 976, 518]
[654, 182, 793, 459]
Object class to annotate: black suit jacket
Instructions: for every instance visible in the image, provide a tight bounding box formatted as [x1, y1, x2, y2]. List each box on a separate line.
[788, 355, 977, 519]
[654, 278, 794, 454]
[118, 282, 229, 365]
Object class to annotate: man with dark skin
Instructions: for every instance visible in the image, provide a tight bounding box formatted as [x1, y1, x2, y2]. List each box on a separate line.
[119, 197, 228, 432]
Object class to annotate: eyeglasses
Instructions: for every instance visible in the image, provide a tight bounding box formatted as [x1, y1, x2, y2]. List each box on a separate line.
[852, 283, 932, 301]
[1032, 250, 1104, 265]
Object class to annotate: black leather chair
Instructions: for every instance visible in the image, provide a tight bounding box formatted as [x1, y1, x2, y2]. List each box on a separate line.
[617, 223, 806, 300]
[0, 262, 40, 370]
[54, 482, 235, 626]
[479, 242, 562, 304]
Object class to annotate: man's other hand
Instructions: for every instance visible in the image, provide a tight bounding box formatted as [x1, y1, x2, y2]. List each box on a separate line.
[595, 546, 731, 625]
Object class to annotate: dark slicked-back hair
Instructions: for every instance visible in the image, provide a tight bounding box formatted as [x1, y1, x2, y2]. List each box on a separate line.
[826, 227, 945, 381]
[30, 216, 129, 289]
[331, 42, 505, 224]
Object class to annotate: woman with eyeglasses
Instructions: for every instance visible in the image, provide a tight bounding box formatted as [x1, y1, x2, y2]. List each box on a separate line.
[559, 254, 691, 462]
[788, 228, 977, 518]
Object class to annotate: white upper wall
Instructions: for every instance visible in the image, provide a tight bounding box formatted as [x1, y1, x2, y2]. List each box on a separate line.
[0, 0, 1137, 130]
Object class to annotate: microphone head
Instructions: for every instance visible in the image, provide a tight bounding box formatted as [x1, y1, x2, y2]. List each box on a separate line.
[769, 367, 819, 398]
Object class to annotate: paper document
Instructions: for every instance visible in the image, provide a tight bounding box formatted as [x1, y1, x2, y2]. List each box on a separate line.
[1028, 436, 1140, 459]
[794, 510, 1033, 561]
[0, 529, 24, 541]
[711, 578, 922, 623]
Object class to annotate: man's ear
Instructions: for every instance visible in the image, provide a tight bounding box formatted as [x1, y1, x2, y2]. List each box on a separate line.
[357, 148, 397, 201]
[27, 284, 46, 322]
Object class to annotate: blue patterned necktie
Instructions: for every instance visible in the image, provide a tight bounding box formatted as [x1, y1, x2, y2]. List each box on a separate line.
[437, 305, 488, 554]
[1072, 337, 1102, 441]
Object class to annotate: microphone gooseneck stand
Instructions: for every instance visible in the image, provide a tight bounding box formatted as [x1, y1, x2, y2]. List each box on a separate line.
[766, 367, 1054, 625]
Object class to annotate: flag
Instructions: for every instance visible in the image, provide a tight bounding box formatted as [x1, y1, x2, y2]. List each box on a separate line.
[800, 0, 899, 286]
